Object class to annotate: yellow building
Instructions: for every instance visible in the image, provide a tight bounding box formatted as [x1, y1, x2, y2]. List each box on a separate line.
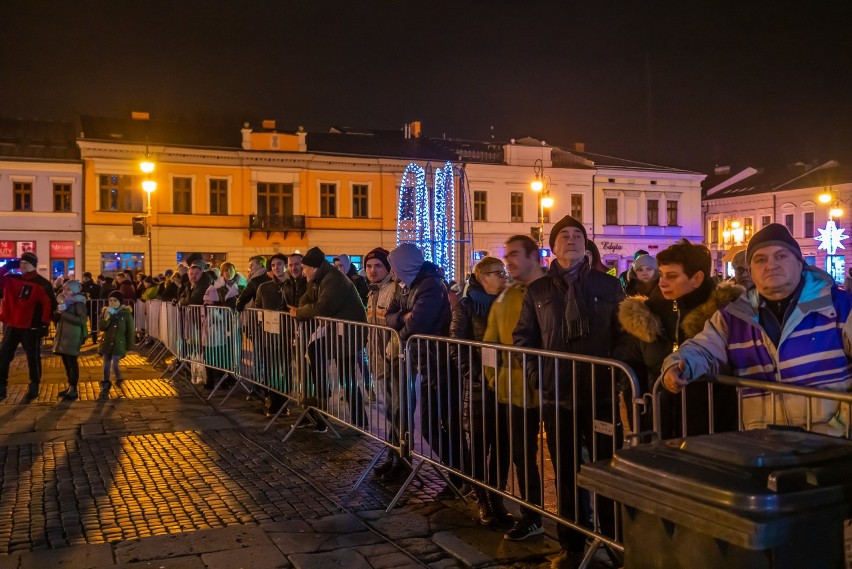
[77, 117, 427, 276]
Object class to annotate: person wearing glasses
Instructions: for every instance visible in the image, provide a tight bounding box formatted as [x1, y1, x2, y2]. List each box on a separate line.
[449, 256, 508, 526]
[731, 249, 754, 290]
[513, 215, 624, 566]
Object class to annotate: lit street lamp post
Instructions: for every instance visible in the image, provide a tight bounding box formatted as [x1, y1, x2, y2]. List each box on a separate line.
[141, 159, 156, 276]
[531, 159, 553, 248]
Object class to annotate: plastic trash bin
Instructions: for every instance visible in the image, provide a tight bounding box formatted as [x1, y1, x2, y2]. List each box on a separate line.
[578, 429, 852, 569]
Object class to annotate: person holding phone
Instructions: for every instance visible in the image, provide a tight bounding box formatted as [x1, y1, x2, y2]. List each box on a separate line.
[0, 253, 57, 402]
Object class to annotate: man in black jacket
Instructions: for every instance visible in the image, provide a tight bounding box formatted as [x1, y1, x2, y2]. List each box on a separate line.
[255, 253, 307, 413]
[386, 244, 455, 489]
[292, 247, 368, 431]
[513, 215, 624, 565]
[236, 255, 270, 312]
[179, 263, 211, 307]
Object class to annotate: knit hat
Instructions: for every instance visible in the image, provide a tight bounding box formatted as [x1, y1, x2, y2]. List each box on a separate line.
[549, 215, 587, 250]
[20, 252, 38, 267]
[301, 247, 326, 268]
[632, 254, 657, 272]
[364, 247, 391, 272]
[108, 290, 124, 302]
[65, 279, 82, 294]
[746, 223, 802, 264]
[337, 254, 352, 274]
[388, 244, 425, 287]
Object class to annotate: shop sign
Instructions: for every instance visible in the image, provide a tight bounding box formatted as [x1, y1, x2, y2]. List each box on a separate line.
[50, 241, 75, 259]
[0, 241, 15, 258]
[16, 242, 36, 257]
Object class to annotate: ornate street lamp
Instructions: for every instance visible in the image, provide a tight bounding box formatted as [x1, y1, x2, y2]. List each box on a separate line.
[531, 159, 553, 248]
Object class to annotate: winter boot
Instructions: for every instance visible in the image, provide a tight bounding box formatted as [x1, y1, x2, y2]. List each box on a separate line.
[58, 385, 79, 400]
[23, 383, 39, 403]
[98, 381, 111, 401]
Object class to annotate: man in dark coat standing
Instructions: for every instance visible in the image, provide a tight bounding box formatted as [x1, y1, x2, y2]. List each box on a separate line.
[292, 247, 368, 431]
[513, 215, 625, 565]
[236, 255, 271, 312]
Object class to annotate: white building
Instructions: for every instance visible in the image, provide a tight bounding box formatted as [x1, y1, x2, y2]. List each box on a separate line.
[703, 161, 852, 282]
[0, 119, 83, 280]
[464, 138, 705, 273]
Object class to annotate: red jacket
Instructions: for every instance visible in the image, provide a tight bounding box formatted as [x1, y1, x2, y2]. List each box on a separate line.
[0, 266, 56, 329]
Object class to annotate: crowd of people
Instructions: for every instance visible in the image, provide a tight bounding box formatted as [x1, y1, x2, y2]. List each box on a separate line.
[1, 217, 850, 567]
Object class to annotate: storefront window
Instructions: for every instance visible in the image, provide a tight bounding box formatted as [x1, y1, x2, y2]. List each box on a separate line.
[101, 252, 145, 277]
[176, 252, 227, 268]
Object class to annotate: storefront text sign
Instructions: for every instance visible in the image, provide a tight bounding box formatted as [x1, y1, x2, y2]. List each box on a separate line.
[16, 242, 36, 257]
[0, 241, 15, 258]
[50, 241, 75, 259]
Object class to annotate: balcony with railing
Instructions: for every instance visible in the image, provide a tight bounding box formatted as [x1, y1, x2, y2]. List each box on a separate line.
[248, 214, 306, 238]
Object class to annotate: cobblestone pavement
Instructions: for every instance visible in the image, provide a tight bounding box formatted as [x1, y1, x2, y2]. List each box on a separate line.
[0, 344, 616, 569]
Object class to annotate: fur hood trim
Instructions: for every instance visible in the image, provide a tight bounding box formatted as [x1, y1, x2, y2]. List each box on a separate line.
[619, 282, 745, 343]
[618, 295, 661, 343]
[680, 282, 744, 338]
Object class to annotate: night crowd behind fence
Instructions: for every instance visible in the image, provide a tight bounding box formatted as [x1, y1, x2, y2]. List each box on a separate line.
[131, 296, 852, 564]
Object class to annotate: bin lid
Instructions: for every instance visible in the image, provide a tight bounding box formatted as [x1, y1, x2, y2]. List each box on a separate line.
[578, 430, 852, 548]
[581, 429, 852, 513]
[678, 429, 852, 468]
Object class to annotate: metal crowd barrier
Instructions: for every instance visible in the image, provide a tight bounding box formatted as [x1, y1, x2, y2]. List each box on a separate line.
[296, 315, 404, 489]
[387, 334, 644, 563]
[175, 305, 240, 396]
[234, 308, 307, 426]
[652, 374, 852, 440]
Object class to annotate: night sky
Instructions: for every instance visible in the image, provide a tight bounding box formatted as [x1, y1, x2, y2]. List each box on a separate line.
[2, 1, 851, 171]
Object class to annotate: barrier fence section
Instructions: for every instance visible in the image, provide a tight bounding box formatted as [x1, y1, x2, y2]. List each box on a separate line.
[389, 334, 644, 561]
[651, 374, 852, 440]
[296, 315, 405, 485]
[177, 305, 240, 395]
[235, 308, 307, 425]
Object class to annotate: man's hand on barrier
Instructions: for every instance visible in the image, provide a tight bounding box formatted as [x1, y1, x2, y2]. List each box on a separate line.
[662, 362, 688, 393]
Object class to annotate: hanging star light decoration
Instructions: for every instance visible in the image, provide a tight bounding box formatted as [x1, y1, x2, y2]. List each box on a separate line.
[815, 219, 849, 255]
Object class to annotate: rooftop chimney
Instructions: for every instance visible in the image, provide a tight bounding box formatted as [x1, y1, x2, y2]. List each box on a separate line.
[410, 121, 421, 138]
[572, 142, 585, 152]
[262, 119, 276, 130]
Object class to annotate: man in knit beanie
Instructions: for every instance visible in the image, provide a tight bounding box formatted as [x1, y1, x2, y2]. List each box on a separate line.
[512, 214, 625, 552]
[662, 222, 852, 436]
[292, 246, 368, 432]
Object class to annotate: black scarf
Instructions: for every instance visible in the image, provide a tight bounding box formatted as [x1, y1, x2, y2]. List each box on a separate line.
[555, 258, 591, 340]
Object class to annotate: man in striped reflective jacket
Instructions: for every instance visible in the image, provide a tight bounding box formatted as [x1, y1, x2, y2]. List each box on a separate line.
[663, 224, 852, 436]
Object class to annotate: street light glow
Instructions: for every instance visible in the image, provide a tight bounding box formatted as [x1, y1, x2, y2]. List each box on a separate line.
[830, 208, 844, 218]
[140, 160, 155, 174]
[142, 179, 157, 193]
[541, 195, 554, 208]
[531, 179, 543, 192]
[818, 192, 833, 204]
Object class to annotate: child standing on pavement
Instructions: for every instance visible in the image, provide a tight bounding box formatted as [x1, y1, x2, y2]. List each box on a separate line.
[54, 280, 88, 401]
[97, 291, 135, 400]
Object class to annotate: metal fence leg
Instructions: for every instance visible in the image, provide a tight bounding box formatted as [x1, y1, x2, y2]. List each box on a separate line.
[206, 372, 230, 401]
[218, 375, 243, 406]
[577, 537, 603, 569]
[352, 448, 387, 492]
[386, 459, 424, 512]
[282, 408, 312, 443]
[167, 360, 188, 381]
[263, 399, 290, 432]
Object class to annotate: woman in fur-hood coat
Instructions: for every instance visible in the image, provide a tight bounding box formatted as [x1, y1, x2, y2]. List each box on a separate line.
[614, 280, 743, 438]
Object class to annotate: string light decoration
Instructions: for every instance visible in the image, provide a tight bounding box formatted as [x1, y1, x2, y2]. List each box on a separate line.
[396, 161, 458, 278]
[396, 163, 431, 260]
